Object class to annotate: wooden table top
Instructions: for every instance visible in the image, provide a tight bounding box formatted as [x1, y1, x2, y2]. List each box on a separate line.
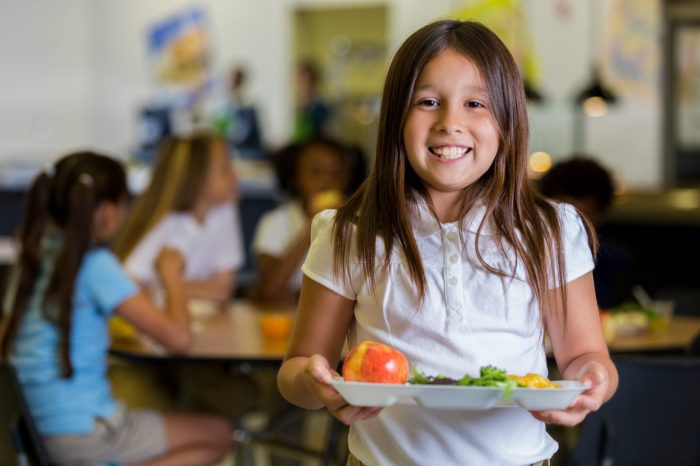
[605, 315, 700, 353]
[110, 300, 295, 363]
[109, 300, 700, 363]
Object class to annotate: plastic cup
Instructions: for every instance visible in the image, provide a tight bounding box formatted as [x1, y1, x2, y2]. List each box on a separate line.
[259, 313, 294, 340]
[650, 300, 675, 329]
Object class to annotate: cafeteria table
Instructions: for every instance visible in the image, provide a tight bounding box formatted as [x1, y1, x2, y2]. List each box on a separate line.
[110, 299, 345, 466]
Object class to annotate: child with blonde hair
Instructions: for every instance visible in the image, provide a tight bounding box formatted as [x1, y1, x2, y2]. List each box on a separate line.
[113, 132, 244, 305]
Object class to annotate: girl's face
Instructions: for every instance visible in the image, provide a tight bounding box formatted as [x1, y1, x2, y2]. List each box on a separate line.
[296, 144, 346, 204]
[403, 48, 500, 207]
[94, 198, 128, 243]
[201, 140, 238, 205]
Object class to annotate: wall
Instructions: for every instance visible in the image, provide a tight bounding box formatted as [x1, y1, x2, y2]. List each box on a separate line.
[0, 1, 94, 163]
[0, 0, 663, 188]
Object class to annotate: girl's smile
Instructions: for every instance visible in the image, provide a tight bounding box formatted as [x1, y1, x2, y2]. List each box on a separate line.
[428, 144, 472, 162]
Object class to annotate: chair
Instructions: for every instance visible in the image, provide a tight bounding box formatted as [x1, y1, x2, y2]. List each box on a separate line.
[0, 360, 50, 466]
[570, 356, 700, 466]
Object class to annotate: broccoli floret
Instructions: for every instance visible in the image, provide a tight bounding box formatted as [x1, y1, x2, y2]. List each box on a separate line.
[479, 365, 507, 381]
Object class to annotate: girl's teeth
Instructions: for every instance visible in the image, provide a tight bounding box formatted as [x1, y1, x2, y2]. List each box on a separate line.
[432, 146, 467, 160]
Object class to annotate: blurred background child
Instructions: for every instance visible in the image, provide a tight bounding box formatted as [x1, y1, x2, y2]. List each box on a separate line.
[0, 152, 231, 466]
[249, 137, 366, 304]
[113, 132, 244, 306]
[110, 132, 253, 416]
[538, 155, 633, 308]
[293, 61, 333, 142]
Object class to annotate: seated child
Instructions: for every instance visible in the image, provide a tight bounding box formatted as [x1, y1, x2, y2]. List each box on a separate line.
[113, 132, 245, 306]
[1, 152, 232, 466]
[538, 156, 633, 308]
[250, 137, 366, 304]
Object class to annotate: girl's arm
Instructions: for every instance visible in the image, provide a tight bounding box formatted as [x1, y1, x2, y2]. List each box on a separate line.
[114, 248, 192, 352]
[253, 224, 311, 303]
[184, 270, 235, 305]
[278, 276, 381, 425]
[541, 271, 619, 426]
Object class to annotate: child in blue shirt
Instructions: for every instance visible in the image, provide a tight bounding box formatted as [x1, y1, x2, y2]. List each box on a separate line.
[1, 152, 232, 465]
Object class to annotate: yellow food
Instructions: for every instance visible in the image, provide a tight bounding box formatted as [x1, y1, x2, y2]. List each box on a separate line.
[311, 190, 344, 212]
[109, 316, 138, 340]
[507, 373, 560, 389]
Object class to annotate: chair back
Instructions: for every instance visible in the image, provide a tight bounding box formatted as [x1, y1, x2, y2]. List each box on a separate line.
[570, 356, 700, 466]
[0, 360, 50, 466]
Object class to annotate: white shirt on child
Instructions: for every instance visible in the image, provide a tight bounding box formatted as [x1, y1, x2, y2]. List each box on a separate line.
[302, 201, 594, 466]
[251, 201, 308, 291]
[124, 202, 245, 286]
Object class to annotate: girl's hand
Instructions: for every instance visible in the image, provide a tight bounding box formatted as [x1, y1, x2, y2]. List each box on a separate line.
[156, 247, 185, 282]
[531, 361, 609, 427]
[304, 354, 383, 425]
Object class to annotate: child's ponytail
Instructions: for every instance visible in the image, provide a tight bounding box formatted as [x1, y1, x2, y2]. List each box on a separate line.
[0, 172, 53, 360]
[44, 174, 96, 377]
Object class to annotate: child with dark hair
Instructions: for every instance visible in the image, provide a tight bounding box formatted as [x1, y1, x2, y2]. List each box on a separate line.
[539, 156, 633, 308]
[278, 20, 617, 466]
[1, 152, 232, 466]
[250, 137, 366, 304]
[538, 156, 615, 226]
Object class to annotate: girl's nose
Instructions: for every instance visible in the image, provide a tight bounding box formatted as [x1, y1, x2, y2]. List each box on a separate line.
[435, 106, 463, 134]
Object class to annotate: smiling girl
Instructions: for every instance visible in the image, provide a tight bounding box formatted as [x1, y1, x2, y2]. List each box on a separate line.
[277, 20, 617, 466]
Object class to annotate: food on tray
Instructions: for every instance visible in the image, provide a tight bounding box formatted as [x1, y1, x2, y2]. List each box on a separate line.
[409, 365, 560, 398]
[507, 373, 560, 389]
[342, 341, 409, 384]
[410, 365, 519, 398]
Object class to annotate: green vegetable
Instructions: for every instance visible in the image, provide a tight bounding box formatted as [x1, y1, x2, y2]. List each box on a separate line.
[410, 364, 518, 400]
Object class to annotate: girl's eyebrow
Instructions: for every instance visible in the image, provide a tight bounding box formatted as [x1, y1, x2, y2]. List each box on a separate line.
[413, 83, 488, 95]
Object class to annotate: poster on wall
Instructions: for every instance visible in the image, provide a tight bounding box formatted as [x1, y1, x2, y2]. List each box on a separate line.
[147, 6, 212, 110]
[454, 0, 540, 89]
[676, 27, 700, 148]
[602, 0, 661, 101]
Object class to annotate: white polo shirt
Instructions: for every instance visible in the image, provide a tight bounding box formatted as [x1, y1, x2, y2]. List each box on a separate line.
[124, 202, 245, 285]
[251, 201, 308, 291]
[301, 201, 594, 466]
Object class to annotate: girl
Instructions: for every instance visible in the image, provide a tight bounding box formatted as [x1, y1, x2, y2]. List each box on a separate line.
[0, 152, 231, 466]
[251, 137, 365, 304]
[113, 132, 244, 306]
[277, 20, 618, 466]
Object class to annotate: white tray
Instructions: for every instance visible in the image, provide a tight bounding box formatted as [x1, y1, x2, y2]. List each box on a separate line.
[330, 379, 586, 411]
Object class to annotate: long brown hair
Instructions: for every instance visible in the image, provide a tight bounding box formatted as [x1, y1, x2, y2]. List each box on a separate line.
[0, 153, 128, 377]
[333, 20, 596, 313]
[112, 132, 222, 261]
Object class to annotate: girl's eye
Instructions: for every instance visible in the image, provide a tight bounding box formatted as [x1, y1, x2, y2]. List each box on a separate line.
[466, 101, 485, 109]
[417, 98, 439, 107]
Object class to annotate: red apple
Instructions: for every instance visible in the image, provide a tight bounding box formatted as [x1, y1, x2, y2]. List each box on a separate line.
[342, 341, 409, 384]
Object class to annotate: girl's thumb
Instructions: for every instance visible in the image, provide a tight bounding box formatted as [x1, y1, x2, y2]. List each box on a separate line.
[583, 369, 607, 388]
[308, 355, 332, 384]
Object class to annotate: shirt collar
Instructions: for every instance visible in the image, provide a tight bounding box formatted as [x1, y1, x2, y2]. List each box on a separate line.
[410, 198, 492, 240]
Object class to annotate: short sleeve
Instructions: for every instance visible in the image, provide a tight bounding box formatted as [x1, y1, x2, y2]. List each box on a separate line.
[211, 203, 245, 271]
[301, 210, 360, 300]
[81, 249, 139, 316]
[555, 203, 595, 286]
[123, 219, 167, 284]
[251, 207, 297, 258]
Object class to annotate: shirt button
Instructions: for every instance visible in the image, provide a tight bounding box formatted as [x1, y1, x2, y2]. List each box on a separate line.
[448, 277, 457, 286]
[449, 254, 458, 264]
[447, 232, 457, 241]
